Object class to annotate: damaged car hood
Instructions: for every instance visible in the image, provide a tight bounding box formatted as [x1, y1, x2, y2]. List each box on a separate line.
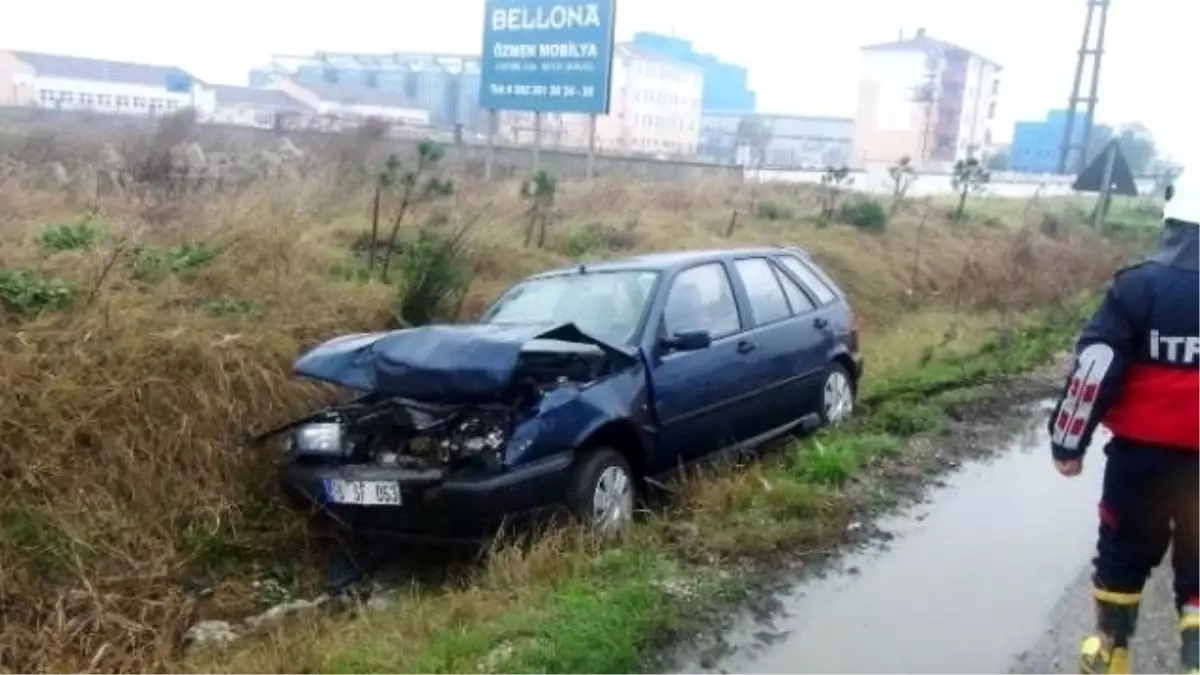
[292, 323, 639, 401]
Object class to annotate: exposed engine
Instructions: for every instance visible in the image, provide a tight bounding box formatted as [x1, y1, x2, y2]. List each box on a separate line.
[282, 343, 615, 472]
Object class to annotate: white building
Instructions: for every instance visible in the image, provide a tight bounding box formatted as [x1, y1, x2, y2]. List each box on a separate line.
[266, 79, 430, 129]
[0, 49, 212, 117]
[499, 43, 704, 157]
[207, 85, 312, 129]
[851, 29, 1002, 171]
[700, 112, 854, 168]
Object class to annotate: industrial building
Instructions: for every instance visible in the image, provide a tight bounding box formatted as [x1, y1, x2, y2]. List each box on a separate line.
[207, 85, 313, 129]
[498, 43, 703, 157]
[249, 52, 483, 133]
[0, 49, 205, 116]
[851, 29, 1002, 171]
[699, 112, 853, 168]
[266, 79, 429, 130]
[629, 32, 756, 113]
[1009, 109, 1113, 174]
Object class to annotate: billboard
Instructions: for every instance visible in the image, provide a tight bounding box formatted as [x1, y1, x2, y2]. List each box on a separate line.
[479, 0, 617, 114]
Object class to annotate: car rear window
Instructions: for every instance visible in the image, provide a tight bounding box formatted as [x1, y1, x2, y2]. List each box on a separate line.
[778, 254, 839, 305]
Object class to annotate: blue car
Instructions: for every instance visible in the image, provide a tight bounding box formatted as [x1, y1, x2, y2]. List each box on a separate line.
[272, 246, 863, 540]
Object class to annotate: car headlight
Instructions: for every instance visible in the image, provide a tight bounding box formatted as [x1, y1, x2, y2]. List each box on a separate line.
[293, 422, 344, 454]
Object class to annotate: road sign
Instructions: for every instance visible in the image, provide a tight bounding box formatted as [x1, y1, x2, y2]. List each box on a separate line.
[479, 0, 617, 114]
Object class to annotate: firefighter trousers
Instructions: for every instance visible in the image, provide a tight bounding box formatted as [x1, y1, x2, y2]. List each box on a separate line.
[1094, 438, 1199, 613]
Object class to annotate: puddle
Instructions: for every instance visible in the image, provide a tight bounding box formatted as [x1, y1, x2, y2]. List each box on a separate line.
[682, 400, 1108, 674]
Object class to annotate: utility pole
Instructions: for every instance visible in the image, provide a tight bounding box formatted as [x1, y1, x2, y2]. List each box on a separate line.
[1058, 0, 1111, 174]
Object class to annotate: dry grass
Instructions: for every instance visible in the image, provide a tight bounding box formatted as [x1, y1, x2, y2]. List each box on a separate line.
[0, 146, 1144, 673]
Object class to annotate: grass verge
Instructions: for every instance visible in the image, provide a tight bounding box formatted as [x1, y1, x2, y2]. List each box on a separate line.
[191, 298, 1089, 674]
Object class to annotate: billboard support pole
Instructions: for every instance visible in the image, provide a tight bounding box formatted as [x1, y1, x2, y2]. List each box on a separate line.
[532, 112, 542, 173]
[485, 109, 496, 181]
[586, 114, 597, 179]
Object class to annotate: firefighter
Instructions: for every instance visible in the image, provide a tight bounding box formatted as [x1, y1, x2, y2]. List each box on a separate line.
[1048, 165, 1199, 674]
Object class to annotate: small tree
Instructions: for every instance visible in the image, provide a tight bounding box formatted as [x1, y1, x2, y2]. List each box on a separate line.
[887, 155, 918, 217]
[819, 165, 854, 224]
[951, 157, 990, 220]
[367, 153, 402, 273]
[378, 140, 454, 282]
[521, 170, 558, 248]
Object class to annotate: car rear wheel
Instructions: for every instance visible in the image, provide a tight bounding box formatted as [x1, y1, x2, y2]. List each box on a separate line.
[567, 447, 635, 537]
[820, 363, 855, 426]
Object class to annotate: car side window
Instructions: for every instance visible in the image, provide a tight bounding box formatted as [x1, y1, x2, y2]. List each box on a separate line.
[662, 263, 742, 339]
[734, 258, 792, 326]
[772, 261, 817, 314]
[779, 254, 839, 305]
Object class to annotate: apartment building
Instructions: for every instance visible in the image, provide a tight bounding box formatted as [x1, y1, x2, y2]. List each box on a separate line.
[499, 43, 703, 157]
[851, 29, 1002, 171]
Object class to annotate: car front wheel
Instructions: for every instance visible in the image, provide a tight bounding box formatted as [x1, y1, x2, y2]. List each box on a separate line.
[820, 363, 855, 426]
[567, 447, 635, 537]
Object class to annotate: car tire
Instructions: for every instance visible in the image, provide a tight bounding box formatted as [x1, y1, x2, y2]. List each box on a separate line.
[566, 447, 636, 537]
[819, 363, 856, 426]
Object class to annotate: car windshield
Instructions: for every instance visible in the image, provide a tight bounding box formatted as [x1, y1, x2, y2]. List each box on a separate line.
[485, 270, 659, 345]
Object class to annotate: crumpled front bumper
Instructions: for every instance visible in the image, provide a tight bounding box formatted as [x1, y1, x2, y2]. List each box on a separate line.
[280, 451, 575, 542]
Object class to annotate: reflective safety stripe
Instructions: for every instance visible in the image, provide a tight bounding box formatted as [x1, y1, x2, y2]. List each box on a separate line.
[1054, 344, 1115, 450]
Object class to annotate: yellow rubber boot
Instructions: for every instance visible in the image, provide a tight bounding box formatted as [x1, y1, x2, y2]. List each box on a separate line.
[1181, 605, 1199, 675]
[1079, 588, 1140, 675]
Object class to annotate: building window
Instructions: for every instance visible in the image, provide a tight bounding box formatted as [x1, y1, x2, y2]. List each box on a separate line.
[79, 92, 94, 105]
[115, 95, 130, 107]
[132, 97, 146, 108]
[97, 94, 113, 106]
[39, 89, 55, 103]
[60, 91, 75, 104]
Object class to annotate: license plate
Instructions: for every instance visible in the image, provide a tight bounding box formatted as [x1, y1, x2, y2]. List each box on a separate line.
[323, 479, 402, 506]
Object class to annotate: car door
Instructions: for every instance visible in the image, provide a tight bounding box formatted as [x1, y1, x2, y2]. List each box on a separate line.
[647, 261, 758, 469]
[776, 253, 845, 408]
[730, 257, 829, 433]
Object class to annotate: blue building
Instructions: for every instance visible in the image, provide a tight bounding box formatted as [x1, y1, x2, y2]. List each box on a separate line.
[630, 32, 756, 112]
[1009, 109, 1114, 174]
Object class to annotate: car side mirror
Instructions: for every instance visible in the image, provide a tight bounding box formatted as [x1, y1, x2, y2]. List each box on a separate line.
[660, 329, 712, 352]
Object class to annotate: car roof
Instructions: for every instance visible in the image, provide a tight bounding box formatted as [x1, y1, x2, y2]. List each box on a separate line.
[529, 246, 811, 279]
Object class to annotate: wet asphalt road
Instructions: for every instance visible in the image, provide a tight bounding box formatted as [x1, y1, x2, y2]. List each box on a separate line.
[680, 402, 1186, 674]
[1014, 565, 1179, 674]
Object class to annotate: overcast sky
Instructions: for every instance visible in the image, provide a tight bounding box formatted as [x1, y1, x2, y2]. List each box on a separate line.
[1, 0, 1189, 157]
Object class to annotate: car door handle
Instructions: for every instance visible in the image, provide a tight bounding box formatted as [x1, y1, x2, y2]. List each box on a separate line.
[813, 317, 829, 330]
[736, 340, 756, 354]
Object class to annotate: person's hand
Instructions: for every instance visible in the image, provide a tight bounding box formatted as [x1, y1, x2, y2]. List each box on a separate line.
[1055, 458, 1084, 477]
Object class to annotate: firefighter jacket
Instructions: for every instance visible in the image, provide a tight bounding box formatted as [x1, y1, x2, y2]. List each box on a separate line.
[1049, 223, 1199, 460]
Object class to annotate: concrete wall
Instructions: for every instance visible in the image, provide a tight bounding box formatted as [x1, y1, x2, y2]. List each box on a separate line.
[0, 105, 739, 182]
[749, 166, 1157, 199]
[1, 106, 1158, 193]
